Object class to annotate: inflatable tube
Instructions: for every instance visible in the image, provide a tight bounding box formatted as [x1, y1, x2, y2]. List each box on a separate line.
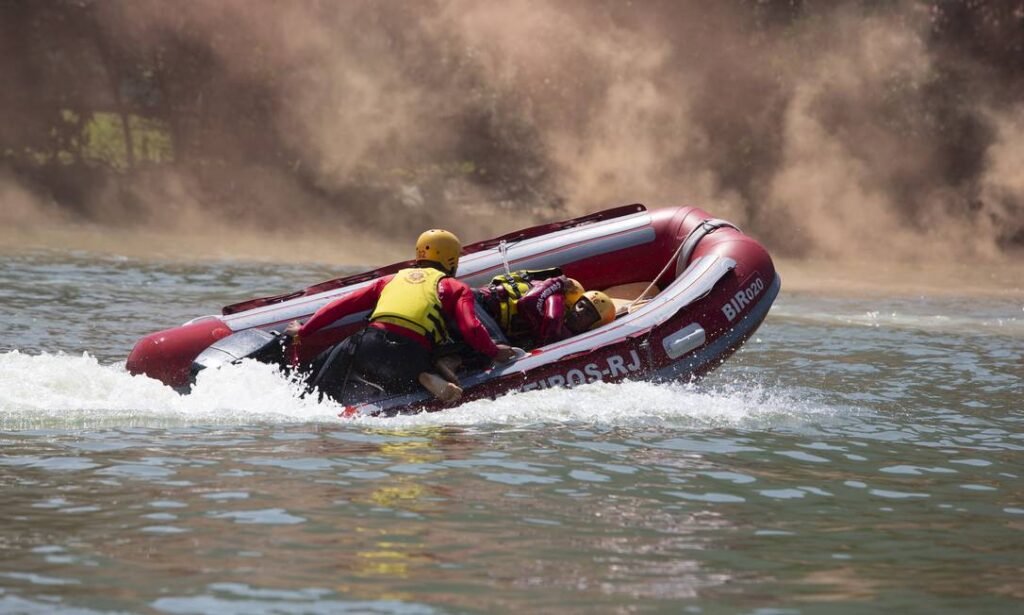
[126, 204, 780, 416]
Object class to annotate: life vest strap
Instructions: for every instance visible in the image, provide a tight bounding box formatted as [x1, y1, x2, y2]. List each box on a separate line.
[372, 315, 431, 339]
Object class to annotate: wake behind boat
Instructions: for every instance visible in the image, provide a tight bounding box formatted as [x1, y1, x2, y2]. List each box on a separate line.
[126, 204, 780, 416]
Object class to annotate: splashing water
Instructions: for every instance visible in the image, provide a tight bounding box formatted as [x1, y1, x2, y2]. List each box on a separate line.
[0, 351, 843, 433]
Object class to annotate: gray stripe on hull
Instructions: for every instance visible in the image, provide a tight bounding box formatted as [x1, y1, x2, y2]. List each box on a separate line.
[459, 227, 656, 288]
[652, 273, 781, 382]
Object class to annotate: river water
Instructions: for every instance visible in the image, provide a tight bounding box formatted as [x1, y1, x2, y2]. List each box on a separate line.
[1, 249, 1021, 614]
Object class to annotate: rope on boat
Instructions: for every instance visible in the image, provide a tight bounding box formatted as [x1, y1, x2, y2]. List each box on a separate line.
[625, 218, 740, 313]
[498, 239, 513, 277]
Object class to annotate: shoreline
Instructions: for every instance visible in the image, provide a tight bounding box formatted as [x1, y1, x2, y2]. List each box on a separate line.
[2, 223, 1022, 300]
[776, 258, 1024, 300]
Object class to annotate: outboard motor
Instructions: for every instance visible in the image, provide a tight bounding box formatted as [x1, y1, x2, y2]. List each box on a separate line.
[188, 329, 412, 407]
[189, 329, 289, 384]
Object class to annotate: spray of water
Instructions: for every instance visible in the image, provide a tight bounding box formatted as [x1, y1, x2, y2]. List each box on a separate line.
[0, 351, 842, 432]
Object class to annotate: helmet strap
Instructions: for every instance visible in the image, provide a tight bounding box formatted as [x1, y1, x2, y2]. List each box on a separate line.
[417, 260, 453, 275]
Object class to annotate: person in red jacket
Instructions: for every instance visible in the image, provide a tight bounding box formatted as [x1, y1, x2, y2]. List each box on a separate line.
[474, 272, 617, 349]
[287, 229, 516, 404]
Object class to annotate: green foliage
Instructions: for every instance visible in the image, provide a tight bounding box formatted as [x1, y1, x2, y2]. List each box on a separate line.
[83, 113, 174, 169]
[28, 111, 177, 170]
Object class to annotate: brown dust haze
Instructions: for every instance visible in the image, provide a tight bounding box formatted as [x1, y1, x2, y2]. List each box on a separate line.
[2, 0, 1023, 273]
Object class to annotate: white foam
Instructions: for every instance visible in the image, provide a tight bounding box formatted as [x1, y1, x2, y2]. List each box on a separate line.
[0, 351, 839, 431]
[359, 379, 838, 431]
[772, 306, 1023, 337]
[0, 351, 339, 428]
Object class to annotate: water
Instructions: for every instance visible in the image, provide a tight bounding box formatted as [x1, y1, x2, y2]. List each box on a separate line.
[1, 249, 1022, 613]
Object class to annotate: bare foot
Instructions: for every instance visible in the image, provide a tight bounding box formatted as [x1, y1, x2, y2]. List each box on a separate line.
[438, 382, 463, 404]
[418, 372, 463, 403]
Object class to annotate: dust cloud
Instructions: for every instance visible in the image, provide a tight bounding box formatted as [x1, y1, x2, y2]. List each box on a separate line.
[2, 0, 1022, 275]
[0, 170, 68, 230]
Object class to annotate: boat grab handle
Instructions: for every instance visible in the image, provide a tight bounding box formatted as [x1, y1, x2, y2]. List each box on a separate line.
[675, 219, 740, 278]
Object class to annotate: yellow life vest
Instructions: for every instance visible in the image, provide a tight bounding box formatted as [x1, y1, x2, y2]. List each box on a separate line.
[489, 268, 563, 332]
[490, 272, 532, 332]
[370, 267, 450, 345]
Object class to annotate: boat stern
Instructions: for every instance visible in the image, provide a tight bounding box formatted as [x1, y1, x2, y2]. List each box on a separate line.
[126, 317, 232, 388]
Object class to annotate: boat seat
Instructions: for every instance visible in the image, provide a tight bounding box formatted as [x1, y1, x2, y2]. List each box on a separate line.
[603, 282, 658, 316]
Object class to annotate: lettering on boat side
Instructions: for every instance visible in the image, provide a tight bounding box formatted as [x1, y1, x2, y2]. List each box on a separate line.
[722, 276, 765, 322]
[520, 350, 643, 391]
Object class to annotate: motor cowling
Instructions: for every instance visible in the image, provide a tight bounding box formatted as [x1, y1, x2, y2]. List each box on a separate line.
[189, 329, 288, 384]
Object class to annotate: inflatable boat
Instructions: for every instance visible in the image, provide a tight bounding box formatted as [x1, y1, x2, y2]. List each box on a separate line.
[126, 204, 780, 416]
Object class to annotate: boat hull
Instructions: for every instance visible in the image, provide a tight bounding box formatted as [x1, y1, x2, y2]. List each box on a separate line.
[126, 204, 780, 415]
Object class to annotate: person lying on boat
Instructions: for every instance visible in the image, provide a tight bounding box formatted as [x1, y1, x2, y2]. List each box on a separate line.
[285, 229, 517, 404]
[431, 272, 616, 379]
[475, 270, 618, 350]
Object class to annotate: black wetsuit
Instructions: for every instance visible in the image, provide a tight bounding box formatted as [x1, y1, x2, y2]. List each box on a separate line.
[306, 327, 433, 403]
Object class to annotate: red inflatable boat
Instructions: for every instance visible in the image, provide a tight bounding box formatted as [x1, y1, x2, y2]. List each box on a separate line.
[126, 204, 780, 416]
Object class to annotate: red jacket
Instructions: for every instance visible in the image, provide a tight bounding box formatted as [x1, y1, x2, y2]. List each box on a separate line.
[516, 276, 574, 346]
[297, 272, 500, 357]
[483, 276, 572, 347]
